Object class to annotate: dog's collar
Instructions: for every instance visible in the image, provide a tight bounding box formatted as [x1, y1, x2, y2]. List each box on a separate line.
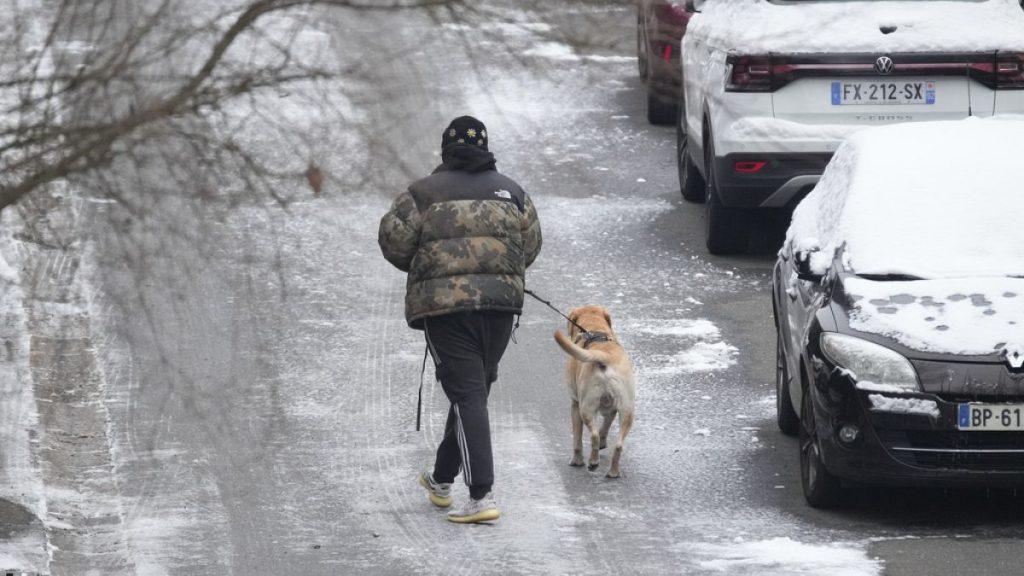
[579, 331, 611, 349]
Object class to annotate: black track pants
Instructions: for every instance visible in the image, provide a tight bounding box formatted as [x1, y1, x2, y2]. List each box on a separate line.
[423, 311, 514, 500]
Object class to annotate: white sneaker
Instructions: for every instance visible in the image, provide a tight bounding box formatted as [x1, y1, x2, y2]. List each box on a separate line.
[418, 471, 452, 508]
[447, 493, 500, 524]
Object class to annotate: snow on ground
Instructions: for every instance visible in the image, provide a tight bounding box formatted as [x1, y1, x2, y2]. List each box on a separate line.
[690, 0, 1024, 53]
[0, 532, 48, 572]
[645, 340, 738, 374]
[0, 213, 48, 575]
[690, 537, 882, 576]
[622, 319, 738, 375]
[523, 41, 634, 63]
[630, 317, 737, 373]
[442, 21, 553, 34]
[0, 2, 64, 572]
[525, 195, 754, 312]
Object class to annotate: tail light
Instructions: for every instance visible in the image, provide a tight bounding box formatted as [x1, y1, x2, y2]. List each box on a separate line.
[723, 53, 1024, 92]
[726, 55, 773, 92]
[968, 52, 1024, 90]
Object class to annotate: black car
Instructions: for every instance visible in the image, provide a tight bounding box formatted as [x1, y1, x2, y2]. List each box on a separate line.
[772, 119, 1024, 508]
[636, 0, 691, 125]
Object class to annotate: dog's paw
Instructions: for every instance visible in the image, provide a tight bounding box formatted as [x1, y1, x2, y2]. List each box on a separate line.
[605, 471, 620, 479]
[587, 463, 599, 472]
[599, 438, 608, 450]
[569, 459, 585, 467]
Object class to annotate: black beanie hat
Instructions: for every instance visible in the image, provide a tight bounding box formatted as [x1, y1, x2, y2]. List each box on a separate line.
[442, 115, 488, 151]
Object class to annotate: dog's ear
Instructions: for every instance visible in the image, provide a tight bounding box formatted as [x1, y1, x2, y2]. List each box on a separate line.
[567, 313, 578, 337]
[602, 308, 612, 329]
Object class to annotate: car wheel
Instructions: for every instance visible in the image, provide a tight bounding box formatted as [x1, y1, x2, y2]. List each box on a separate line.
[703, 133, 748, 255]
[637, 11, 649, 81]
[776, 331, 799, 436]
[800, 384, 843, 508]
[677, 109, 705, 202]
[647, 90, 677, 125]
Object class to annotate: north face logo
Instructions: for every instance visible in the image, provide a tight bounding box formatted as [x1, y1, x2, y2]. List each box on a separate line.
[493, 189, 512, 200]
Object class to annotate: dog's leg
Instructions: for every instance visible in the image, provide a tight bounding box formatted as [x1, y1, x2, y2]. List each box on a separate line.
[599, 409, 616, 450]
[606, 409, 634, 479]
[581, 413, 600, 471]
[570, 401, 585, 467]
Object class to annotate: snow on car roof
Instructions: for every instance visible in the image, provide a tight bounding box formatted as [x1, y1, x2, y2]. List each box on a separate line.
[690, 0, 1024, 53]
[787, 117, 1024, 279]
[786, 118, 1024, 356]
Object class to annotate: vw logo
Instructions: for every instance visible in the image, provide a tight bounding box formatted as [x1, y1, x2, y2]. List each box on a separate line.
[874, 56, 895, 75]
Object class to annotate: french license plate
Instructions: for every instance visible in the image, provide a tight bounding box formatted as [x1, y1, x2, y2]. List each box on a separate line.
[958, 404, 1024, 431]
[831, 81, 936, 105]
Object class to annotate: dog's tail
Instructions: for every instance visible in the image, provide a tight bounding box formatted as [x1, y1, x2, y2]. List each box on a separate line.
[554, 330, 610, 366]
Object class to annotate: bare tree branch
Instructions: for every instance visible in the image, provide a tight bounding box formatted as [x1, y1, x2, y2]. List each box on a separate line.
[0, 0, 475, 214]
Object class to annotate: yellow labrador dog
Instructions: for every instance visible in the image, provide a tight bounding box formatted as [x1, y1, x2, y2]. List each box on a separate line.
[553, 305, 636, 478]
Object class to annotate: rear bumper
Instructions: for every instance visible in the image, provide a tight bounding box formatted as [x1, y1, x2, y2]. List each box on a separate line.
[713, 153, 833, 208]
[707, 115, 862, 209]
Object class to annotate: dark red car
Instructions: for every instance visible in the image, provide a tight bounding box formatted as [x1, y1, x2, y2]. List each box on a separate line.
[636, 0, 692, 125]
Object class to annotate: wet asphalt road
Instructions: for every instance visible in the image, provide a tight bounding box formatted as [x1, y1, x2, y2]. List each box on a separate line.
[3, 1, 1024, 574]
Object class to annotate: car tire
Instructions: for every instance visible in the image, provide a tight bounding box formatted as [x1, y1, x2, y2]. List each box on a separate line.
[637, 11, 649, 81]
[638, 8, 677, 126]
[703, 133, 748, 255]
[776, 332, 799, 436]
[677, 109, 705, 202]
[647, 90, 677, 126]
[800, 385, 843, 508]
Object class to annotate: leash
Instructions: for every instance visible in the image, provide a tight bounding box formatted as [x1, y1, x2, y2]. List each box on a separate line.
[524, 288, 596, 337]
[524, 288, 611, 348]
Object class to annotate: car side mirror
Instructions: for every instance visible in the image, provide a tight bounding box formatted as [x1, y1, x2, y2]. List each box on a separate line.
[684, 0, 702, 13]
[795, 250, 824, 282]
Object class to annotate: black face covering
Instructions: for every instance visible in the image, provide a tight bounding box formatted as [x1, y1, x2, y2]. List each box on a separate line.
[439, 143, 496, 173]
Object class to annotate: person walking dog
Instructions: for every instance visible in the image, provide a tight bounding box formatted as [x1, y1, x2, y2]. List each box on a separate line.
[378, 116, 542, 524]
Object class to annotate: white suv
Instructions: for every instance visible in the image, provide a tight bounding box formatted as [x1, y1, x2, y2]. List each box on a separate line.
[678, 0, 1024, 254]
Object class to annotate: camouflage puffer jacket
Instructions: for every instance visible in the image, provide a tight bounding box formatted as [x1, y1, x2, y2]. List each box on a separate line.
[378, 166, 542, 329]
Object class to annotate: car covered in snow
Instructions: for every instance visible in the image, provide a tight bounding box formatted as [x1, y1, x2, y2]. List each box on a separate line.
[772, 119, 1024, 508]
[677, 0, 1024, 254]
[637, 0, 693, 125]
